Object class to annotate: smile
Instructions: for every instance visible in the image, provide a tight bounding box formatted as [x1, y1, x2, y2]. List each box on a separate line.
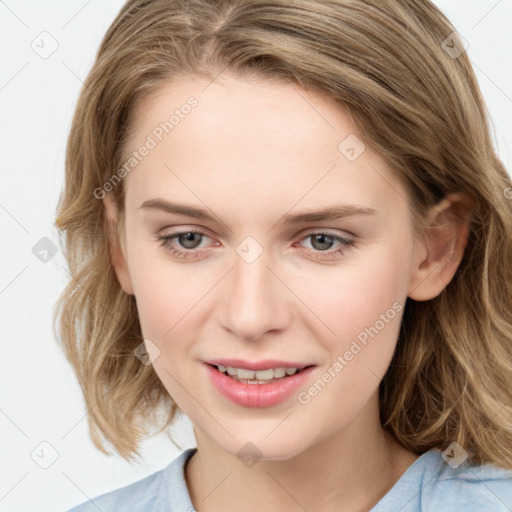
[204, 363, 316, 408]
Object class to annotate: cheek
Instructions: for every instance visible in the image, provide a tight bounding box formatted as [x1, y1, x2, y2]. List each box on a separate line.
[295, 248, 408, 397]
[296, 248, 409, 339]
[131, 270, 175, 339]
[131, 260, 199, 401]
[128, 242, 207, 337]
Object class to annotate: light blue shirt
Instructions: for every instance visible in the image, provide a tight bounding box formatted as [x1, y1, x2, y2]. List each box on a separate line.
[68, 447, 512, 511]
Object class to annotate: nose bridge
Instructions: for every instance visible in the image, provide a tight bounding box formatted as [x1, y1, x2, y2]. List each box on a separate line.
[221, 238, 289, 340]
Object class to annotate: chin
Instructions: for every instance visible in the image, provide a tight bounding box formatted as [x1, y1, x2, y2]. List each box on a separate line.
[220, 435, 309, 463]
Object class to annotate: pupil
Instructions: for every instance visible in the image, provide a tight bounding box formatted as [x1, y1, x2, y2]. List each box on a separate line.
[313, 234, 333, 250]
[180, 232, 201, 248]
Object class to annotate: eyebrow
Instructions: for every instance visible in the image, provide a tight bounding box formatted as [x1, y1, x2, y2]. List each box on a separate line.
[139, 198, 377, 224]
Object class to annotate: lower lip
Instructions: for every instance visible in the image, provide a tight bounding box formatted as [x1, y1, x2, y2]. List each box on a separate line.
[204, 364, 316, 408]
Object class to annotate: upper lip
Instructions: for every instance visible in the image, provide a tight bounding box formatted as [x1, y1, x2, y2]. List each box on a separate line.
[204, 358, 314, 371]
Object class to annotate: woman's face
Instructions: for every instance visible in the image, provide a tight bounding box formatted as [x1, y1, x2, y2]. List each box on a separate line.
[111, 73, 425, 460]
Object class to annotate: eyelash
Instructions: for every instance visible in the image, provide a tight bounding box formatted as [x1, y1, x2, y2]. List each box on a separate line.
[155, 230, 355, 261]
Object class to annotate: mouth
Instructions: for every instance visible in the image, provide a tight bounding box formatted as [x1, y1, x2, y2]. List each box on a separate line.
[204, 361, 317, 408]
[205, 363, 315, 385]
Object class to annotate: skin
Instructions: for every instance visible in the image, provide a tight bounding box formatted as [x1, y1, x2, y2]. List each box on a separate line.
[104, 72, 471, 511]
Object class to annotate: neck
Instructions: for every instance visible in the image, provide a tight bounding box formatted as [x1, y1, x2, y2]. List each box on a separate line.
[185, 395, 419, 512]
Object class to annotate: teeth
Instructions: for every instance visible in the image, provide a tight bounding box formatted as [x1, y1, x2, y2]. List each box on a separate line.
[274, 367, 286, 378]
[255, 368, 274, 380]
[237, 368, 256, 379]
[219, 365, 301, 381]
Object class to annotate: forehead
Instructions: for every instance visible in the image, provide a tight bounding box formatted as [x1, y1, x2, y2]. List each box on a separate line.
[127, 73, 349, 153]
[122, 73, 409, 221]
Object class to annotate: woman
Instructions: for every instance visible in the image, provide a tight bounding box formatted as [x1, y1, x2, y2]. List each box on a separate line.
[55, 1, 512, 510]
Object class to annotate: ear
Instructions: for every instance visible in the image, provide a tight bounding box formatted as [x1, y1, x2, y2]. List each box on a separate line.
[408, 193, 472, 301]
[103, 193, 135, 296]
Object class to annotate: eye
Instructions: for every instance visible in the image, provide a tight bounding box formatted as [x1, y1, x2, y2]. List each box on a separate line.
[156, 231, 213, 258]
[155, 229, 355, 260]
[170, 231, 204, 249]
[297, 231, 355, 260]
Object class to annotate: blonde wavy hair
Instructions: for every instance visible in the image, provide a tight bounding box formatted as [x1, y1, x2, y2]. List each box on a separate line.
[54, 0, 512, 466]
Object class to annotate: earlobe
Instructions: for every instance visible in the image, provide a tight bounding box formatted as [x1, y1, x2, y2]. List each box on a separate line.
[408, 193, 472, 301]
[103, 193, 135, 296]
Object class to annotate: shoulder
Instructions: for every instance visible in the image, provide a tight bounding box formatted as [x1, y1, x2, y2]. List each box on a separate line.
[67, 468, 163, 512]
[66, 448, 197, 512]
[373, 448, 512, 511]
[422, 451, 512, 511]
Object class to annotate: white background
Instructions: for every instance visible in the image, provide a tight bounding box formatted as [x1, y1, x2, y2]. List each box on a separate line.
[0, 1, 511, 511]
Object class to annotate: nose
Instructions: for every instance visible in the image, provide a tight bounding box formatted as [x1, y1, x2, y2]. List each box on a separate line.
[219, 249, 291, 342]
